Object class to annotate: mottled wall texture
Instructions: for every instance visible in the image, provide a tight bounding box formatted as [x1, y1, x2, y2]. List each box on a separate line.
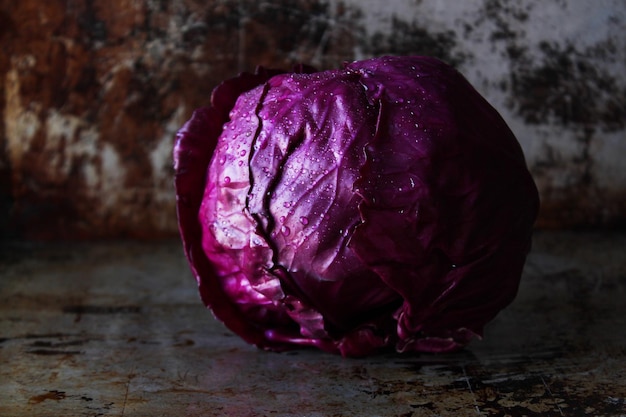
[1, 0, 624, 239]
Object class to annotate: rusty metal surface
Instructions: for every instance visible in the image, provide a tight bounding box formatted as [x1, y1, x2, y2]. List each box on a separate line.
[1, 231, 625, 416]
[2, 1, 626, 240]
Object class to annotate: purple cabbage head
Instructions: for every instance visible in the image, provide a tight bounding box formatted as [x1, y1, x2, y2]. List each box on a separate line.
[173, 56, 539, 357]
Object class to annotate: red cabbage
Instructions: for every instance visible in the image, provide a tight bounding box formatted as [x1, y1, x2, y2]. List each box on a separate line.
[173, 56, 539, 357]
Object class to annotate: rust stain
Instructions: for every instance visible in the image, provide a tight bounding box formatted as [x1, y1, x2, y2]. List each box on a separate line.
[62, 304, 141, 323]
[27, 390, 66, 404]
[62, 305, 141, 314]
[173, 338, 195, 347]
[29, 340, 87, 348]
[0, 0, 362, 240]
[23, 332, 80, 339]
[26, 349, 83, 355]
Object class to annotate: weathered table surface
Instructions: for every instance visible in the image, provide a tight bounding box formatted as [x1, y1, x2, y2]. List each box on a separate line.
[1, 231, 625, 417]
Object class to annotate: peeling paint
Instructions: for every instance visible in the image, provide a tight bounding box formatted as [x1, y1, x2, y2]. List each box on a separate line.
[99, 142, 126, 208]
[4, 66, 41, 174]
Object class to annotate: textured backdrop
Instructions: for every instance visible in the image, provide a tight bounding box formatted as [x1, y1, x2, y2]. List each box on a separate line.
[1, 0, 625, 239]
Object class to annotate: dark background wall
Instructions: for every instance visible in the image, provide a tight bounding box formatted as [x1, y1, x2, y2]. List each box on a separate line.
[1, 0, 625, 239]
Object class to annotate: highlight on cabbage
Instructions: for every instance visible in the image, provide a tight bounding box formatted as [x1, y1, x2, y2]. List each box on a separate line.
[173, 56, 539, 357]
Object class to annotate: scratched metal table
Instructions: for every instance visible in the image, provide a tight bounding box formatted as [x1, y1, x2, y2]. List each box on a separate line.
[1, 230, 625, 417]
